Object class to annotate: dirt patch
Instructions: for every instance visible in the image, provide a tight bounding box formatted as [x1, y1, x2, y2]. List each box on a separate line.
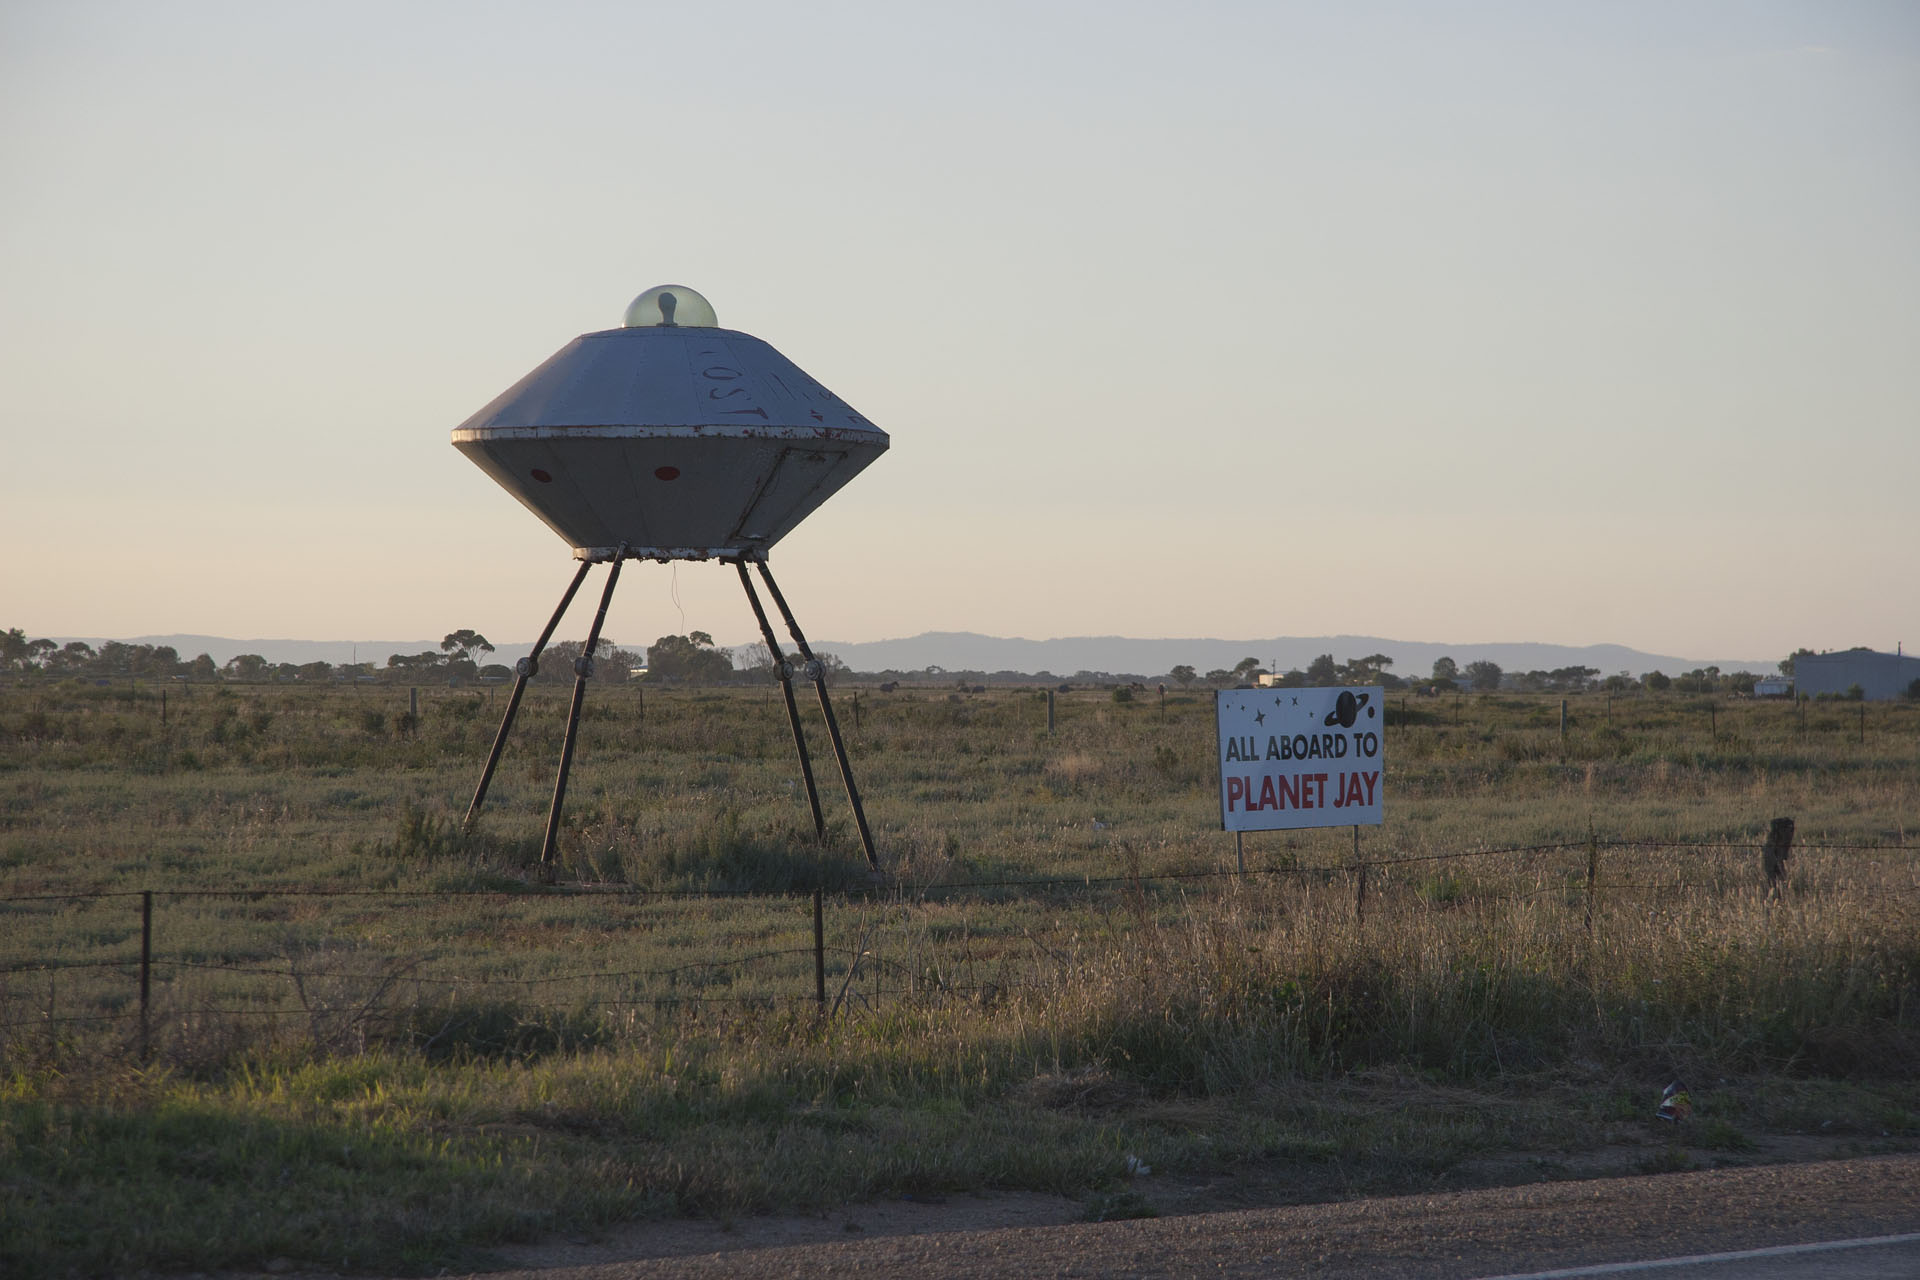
[479, 1190, 1086, 1271]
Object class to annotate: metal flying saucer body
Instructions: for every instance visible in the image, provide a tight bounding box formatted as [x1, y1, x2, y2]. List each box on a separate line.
[452, 286, 888, 561]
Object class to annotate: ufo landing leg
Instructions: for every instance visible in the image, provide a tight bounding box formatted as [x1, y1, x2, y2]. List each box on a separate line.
[540, 549, 627, 878]
[466, 561, 593, 827]
[753, 562, 879, 872]
[735, 561, 827, 840]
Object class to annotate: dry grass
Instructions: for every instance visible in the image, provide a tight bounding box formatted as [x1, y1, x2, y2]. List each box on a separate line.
[1, 680, 1917, 1275]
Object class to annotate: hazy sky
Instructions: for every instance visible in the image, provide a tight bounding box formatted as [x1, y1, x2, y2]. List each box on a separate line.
[4, 1, 1915, 663]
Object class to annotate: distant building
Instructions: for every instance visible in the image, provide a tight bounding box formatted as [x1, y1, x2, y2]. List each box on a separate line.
[1753, 676, 1791, 698]
[1793, 648, 1920, 701]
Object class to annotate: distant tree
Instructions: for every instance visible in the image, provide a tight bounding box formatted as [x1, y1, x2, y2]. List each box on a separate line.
[1431, 656, 1458, 683]
[1231, 657, 1264, 684]
[95, 641, 136, 674]
[1907, 677, 1920, 701]
[1779, 648, 1815, 677]
[296, 661, 334, 682]
[1203, 668, 1233, 686]
[0, 628, 29, 671]
[441, 630, 494, 666]
[384, 651, 445, 676]
[1642, 670, 1671, 692]
[49, 641, 96, 674]
[1305, 654, 1339, 684]
[1169, 664, 1196, 688]
[733, 642, 776, 681]
[534, 639, 639, 684]
[1464, 660, 1503, 692]
[1602, 673, 1634, 694]
[225, 653, 268, 681]
[1340, 654, 1394, 686]
[1727, 671, 1757, 695]
[645, 633, 734, 684]
[187, 653, 218, 681]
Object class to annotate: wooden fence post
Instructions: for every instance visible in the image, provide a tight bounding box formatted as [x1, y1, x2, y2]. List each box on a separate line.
[1352, 826, 1365, 928]
[1762, 817, 1795, 896]
[812, 888, 826, 1010]
[1584, 833, 1598, 937]
[139, 890, 152, 1064]
[1047, 689, 1055, 735]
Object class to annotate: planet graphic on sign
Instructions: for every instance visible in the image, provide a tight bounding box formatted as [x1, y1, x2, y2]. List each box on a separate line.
[1324, 690, 1373, 728]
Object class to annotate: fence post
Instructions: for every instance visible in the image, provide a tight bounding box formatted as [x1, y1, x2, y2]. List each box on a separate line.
[1235, 830, 1245, 877]
[1560, 699, 1567, 740]
[1352, 826, 1365, 928]
[1709, 703, 1717, 742]
[1762, 817, 1795, 895]
[1047, 689, 1055, 735]
[852, 691, 861, 733]
[1859, 703, 1865, 744]
[812, 888, 826, 1010]
[1584, 832, 1599, 937]
[139, 890, 153, 1065]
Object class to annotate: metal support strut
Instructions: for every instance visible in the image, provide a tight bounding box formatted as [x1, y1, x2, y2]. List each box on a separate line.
[736, 561, 826, 839]
[540, 547, 627, 876]
[466, 560, 592, 826]
[754, 561, 879, 871]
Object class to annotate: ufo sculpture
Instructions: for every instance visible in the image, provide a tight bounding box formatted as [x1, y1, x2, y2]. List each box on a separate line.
[454, 285, 888, 875]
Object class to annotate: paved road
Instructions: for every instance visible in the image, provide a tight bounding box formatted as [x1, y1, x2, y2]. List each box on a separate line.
[475, 1155, 1920, 1279]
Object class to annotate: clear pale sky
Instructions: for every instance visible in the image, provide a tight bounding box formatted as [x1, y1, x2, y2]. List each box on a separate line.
[4, 1, 1914, 663]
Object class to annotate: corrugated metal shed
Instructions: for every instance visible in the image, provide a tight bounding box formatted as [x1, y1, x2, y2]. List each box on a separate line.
[1793, 649, 1920, 701]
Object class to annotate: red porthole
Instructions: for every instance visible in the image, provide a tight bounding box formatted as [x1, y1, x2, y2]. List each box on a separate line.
[530, 468, 553, 483]
[654, 466, 681, 481]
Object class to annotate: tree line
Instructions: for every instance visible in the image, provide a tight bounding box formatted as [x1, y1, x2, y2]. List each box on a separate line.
[3, 626, 1805, 696]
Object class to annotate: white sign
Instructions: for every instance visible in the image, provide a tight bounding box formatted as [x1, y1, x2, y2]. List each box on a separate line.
[1216, 687, 1384, 831]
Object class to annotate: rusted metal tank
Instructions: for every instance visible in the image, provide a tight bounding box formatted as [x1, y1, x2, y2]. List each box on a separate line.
[452, 285, 888, 561]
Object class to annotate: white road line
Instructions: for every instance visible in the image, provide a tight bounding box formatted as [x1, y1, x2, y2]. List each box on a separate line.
[1475, 1231, 1920, 1279]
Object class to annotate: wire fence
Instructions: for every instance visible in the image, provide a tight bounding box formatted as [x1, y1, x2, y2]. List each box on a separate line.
[4, 835, 1915, 1059]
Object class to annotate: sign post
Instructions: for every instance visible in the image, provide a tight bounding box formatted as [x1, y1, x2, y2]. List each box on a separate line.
[1216, 686, 1385, 833]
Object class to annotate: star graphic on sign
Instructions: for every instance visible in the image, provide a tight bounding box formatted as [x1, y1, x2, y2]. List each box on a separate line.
[1253, 710, 1266, 724]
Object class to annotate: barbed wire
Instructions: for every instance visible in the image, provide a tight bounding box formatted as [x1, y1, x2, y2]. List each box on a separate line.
[1, 838, 1910, 908]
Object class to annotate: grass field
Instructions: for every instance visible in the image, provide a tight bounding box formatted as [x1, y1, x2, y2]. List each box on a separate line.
[3, 678, 1917, 1275]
